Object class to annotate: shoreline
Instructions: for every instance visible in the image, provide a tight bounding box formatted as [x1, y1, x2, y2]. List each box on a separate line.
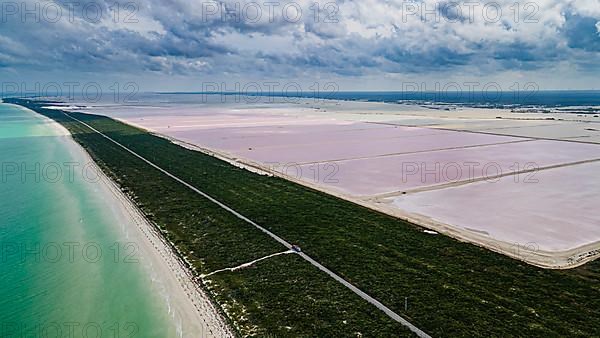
[10, 99, 600, 336]
[95, 156, 234, 337]
[14, 103, 234, 337]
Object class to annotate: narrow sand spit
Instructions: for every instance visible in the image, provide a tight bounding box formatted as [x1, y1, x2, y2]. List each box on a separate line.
[24, 105, 234, 338]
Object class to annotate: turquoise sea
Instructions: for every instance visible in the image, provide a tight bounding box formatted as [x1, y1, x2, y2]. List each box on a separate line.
[0, 103, 177, 337]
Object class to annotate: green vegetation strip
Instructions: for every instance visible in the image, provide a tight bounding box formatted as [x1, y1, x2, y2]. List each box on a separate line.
[11, 99, 600, 337]
[11, 100, 412, 337]
[61, 109, 427, 336]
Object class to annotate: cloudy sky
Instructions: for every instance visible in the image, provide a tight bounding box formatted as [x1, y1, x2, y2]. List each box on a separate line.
[1, 0, 600, 91]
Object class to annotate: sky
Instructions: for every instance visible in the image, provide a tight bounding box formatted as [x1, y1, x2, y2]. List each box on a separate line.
[1, 0, 600, 93]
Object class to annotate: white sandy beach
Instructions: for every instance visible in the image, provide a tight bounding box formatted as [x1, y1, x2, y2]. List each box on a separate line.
[21, 103, 233, 337]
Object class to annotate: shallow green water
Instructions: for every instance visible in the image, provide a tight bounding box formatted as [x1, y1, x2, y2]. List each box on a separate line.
[0, 103, 177, 337]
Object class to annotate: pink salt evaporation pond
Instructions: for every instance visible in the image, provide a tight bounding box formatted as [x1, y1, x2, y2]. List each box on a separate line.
[174, 124, 456, 154]
[167, 121, 395, 150]
[132, 114, 334, 131]
[227, 127, 520, 164]
[292, 139, 600, 196]
[391, 161, 600, 252]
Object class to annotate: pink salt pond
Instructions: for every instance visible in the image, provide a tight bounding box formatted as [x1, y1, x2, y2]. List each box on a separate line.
[290, 139, 600, 196]
[225, 127, 520, 164]
[56, 97, 600, 265]
[392, 161, 600, 252]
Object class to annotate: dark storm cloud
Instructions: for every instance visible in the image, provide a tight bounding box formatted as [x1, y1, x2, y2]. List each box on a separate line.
[0, 0, 599, 82]
[563, 14, 600, 52]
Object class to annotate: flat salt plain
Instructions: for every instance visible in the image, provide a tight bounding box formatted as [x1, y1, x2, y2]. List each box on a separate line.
[297, 139, 600, 196]
[196, 127, 517, 164]
[392, 161, 600, 252]
[49, 95, 600, 268]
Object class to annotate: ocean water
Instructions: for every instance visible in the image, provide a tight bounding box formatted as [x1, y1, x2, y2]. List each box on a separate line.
[0, 103, 176, 337]
[218, 90, 600, 108]
[288, 90, 600, 106]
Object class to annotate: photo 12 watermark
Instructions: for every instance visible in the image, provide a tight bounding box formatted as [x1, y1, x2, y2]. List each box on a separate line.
[400, 161, 540, 186]
[265, 161, 340, 184]
[0, 1, 139, 24]
[199, 81, 339, 103]
[1, 82, 139, 104]
[399, 81, 540, 103]
[398, 1, 540, 24]
[0, 321, 139, 338]
[199, 1, 340, 24]
[1, 161, 107, 185]
[0, 241, 140, 264]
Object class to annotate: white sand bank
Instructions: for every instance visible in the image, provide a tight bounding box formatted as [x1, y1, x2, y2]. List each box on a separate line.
[21, 104, 234, 337]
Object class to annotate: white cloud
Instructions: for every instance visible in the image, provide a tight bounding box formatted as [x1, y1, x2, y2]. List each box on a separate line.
[1, 0, 599, 88]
